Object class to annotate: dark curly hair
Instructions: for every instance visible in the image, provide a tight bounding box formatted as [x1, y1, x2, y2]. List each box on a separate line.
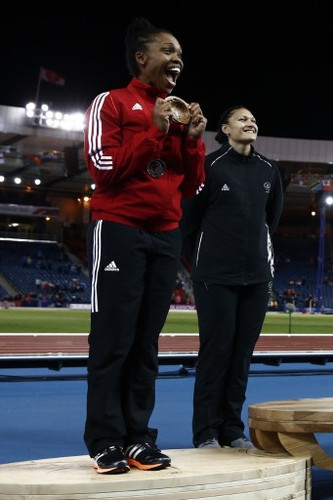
[125, 17, 173, 77]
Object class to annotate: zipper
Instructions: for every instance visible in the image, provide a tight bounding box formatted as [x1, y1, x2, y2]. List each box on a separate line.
[195, 231, 203, 267]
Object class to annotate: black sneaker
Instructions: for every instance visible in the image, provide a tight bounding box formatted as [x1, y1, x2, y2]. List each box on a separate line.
[125, 443, 171, 470]
[93, 445, 130, 474]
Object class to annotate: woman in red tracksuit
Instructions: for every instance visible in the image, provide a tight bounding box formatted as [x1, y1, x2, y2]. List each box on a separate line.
[83, 17, 206, 474]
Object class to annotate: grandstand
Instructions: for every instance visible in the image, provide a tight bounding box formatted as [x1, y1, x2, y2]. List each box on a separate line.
[0, 104, 332, 312]
[0, 239, 90, 306]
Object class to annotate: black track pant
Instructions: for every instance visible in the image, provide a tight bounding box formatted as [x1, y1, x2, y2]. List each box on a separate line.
[192, 281, 270, 447]
[84, 220, 181, 457]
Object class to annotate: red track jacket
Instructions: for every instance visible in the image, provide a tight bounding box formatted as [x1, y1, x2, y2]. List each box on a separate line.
[84, 77, 206, 232]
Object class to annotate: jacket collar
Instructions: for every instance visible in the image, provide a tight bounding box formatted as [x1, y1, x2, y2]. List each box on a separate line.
[220, 141, 256, 159]
[128, 77, 168, 100]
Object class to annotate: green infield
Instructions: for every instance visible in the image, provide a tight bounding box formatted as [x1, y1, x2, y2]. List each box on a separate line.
[0, 308, 332, 334]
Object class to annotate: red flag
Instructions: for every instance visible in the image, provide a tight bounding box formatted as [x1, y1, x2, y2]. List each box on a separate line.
[322, 180, 332, 192]
[40, 67, 65, 86]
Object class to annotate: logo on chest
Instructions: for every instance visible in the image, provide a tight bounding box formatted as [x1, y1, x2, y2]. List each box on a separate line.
[263, 182, 271, 193]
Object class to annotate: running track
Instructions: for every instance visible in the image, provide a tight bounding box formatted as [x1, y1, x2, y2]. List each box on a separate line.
[0, 333, 332, 368]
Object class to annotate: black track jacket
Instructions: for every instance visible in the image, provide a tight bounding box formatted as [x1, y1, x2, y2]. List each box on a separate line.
[181, 143, 284, 285]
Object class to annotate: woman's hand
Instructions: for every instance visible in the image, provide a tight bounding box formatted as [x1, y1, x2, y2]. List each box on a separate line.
[153, 97, 173, 134]
[153, 98, 207, 138]
[187, 103, 207, 139]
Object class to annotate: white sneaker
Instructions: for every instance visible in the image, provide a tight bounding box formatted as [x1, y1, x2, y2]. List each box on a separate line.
[197, 438, 220, 448]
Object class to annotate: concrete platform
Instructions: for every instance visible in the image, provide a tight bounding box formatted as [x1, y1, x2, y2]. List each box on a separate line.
[0, 448, 311, 499]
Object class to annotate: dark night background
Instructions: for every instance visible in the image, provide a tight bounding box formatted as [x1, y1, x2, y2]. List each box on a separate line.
[2, 3, 332, 140]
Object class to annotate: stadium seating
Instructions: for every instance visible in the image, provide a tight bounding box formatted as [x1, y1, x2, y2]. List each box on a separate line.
[0, 240, 90, 305]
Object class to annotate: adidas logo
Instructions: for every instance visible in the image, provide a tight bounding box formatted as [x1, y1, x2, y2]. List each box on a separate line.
[132, 102, 143, 111]
[104, 261, 119, 272]
[221, 183, 230, 191]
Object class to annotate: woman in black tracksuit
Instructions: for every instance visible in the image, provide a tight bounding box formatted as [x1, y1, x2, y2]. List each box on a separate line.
[181, 105, 284, 449]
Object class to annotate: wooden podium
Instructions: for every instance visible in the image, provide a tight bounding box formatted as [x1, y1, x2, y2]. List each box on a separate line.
[248, 397, 333, 470]
[0, 448, 310, 499]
